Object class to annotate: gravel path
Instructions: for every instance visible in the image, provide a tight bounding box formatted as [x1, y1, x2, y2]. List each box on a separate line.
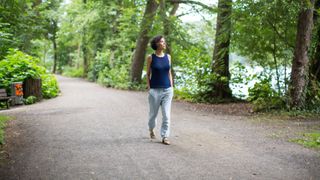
[0, 75, 319, 180]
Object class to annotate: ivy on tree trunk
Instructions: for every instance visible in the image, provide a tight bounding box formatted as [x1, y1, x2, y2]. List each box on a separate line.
[290, 0, 315, 109]
[210, 0, 232, 100]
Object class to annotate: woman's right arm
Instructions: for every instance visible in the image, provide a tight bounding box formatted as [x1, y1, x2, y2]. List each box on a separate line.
[146, 55, 152, 90]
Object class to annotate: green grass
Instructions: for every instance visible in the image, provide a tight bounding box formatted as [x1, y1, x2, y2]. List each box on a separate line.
[291, 132, 320, 149]
[0, 115, 10, 145]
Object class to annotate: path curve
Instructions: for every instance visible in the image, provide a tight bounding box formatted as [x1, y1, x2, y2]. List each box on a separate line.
[0, 75, 319, 180]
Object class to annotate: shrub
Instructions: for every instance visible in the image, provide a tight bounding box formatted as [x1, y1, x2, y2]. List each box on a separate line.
[24, 96, 37, 105]
[62, 66, 83, 78]
[0, 49, 59, 98]
[248, 79, 284, 111]
[97, 65, 130, 89]
[41, 74, 59, 98]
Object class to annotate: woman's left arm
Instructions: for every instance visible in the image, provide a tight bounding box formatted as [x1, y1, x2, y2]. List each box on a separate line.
[168, 54, 173, 87]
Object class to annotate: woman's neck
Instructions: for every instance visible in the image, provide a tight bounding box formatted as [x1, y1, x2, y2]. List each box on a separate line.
[155, 50, 164, 57]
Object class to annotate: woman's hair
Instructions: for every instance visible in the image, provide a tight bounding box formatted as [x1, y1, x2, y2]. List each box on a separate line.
[150, 35, 163, 50]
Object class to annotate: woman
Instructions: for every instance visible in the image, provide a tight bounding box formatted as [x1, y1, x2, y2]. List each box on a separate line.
[146, 35, 174, 145]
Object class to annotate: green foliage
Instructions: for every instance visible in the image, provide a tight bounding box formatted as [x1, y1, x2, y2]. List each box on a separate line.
[41, 74, 59, 98]
[291, 132, 320, 149]
[174, 88, 195, 102]
[0, 49, 46, 92]
[97, 65, 130, 89]
[62, 66, 84, 78]
[233, 0, 299, 67]
[248, 78, 284, 111]
[24, 96, 37, 105]
[230, 61, 250, 99]
[305, 80, 320, 112]
[0, 49, 59, 98]
[0, 0, 49, 58]
[0, 115, 10, 145]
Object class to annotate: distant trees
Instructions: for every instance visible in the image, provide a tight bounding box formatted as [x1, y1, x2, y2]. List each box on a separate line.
[2, 0, 320, 111]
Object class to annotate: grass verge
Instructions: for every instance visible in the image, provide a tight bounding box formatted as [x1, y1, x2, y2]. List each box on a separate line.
[290, 132, 320, 149]
[0, 115, 10, 145]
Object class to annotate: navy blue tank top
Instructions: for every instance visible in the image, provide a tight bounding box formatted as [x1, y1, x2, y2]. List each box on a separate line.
[150, 54, 171, 88]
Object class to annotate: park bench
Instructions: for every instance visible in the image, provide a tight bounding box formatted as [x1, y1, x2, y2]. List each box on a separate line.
[0, 89, 11, 109]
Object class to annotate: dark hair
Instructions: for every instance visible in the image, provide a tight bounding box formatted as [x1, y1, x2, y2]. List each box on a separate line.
[150, 35, 163, 50]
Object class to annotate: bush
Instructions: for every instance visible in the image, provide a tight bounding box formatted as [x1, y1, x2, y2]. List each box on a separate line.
[0, 49, 59, 98]
[24, 96, 37, 105]
[62, 66, 83, 78]
[42, 74, 59, 98]
[97, 65, 130, 89]
[248, 79, 284, 111]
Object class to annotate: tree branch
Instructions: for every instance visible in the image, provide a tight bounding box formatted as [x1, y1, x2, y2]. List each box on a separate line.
[167, 0, 217, 12]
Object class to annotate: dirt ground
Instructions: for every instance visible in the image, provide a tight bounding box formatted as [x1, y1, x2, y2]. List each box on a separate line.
[0, 75, 319, 180]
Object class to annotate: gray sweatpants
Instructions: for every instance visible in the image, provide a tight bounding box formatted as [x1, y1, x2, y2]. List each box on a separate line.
[148, 87, 174, 138]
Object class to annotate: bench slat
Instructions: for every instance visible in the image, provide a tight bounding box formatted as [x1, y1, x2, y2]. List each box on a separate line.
[0, 97, 10, 100]
[0, 89, 6, 93]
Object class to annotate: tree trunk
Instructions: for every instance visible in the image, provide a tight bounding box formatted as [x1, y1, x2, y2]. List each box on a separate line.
[161, 0, 179, 55]
[130, 0, 159, 83]
[210, 0, 232, 99]
[82, 0, 88, 78]
[160, 0, 179, 86]
[310, 0, 320, 82]
[290, 0, 315, 109]
[23, 78, 42, 100]
[52, 20, 58, 74]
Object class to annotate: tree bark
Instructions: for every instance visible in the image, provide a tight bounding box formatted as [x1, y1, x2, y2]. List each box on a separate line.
[160, 1, 179, 87]
[82, 0, 88, 78]
[23, 78, 42, 100]
[52, 20, 58, 74]
[130, 0, 159, 83]
[310, 0, 320, 81]
[161, 0, 179, 55]
[290, 0, 315, 109]
[210, 0, 232, 99]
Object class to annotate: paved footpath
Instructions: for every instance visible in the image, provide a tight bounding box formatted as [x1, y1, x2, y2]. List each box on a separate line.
[0, 76, 319, 180]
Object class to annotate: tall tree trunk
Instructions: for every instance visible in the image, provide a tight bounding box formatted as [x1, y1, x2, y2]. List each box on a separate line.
[160, 0, 179, 87]
[210, 0, 232, 99]
[310, 0, 320, 82]
[310, 29, 320, 81]
[130, 0, 159, 83]
[82, 0, 88, 78]
[161, 0, 179, 55]
[290, 0, 315, 109]
[52, 20, 58, 74]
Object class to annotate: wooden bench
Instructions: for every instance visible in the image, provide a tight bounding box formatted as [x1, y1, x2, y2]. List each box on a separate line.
[0, 89, 11, 109]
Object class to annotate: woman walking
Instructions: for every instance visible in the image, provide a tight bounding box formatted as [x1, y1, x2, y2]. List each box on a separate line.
[146, 35, 174, 145]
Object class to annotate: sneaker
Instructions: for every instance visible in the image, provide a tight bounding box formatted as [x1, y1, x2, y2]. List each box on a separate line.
[150, 130, 156, 139]
[162, 137, 170, 145]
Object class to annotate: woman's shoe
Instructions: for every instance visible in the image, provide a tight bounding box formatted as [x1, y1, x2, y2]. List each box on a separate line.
[162, 137, 170, 145]
[150, 130, 156, 139]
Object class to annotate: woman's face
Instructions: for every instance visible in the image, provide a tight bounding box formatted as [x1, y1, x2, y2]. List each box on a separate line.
[157, 38, 166, 50]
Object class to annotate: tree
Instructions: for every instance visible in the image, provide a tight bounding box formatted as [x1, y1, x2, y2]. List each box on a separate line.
[160, 0, 179, 55]
[0, 0, 45, 58]
[82, 0, 89, 77]
[290, 0, 315, 109]
[130, 0, 159, 83]
[40, 0, 61, 73]
[210, 0, 232, 99]
[310, 0, 320, 82]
